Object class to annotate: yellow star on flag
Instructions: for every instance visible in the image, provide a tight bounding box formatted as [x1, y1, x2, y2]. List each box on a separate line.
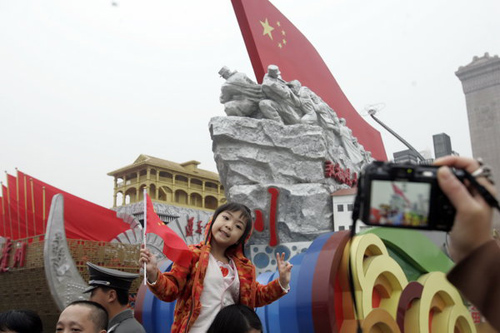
[260, 18, 275, 40]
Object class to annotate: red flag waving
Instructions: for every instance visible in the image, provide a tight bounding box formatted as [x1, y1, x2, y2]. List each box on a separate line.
[145, 194, 191, 268]
[392, 183, 410, 206]
[231, 0, 387, 160]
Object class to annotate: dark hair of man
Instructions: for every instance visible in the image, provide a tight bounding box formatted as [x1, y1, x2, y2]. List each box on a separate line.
[68, 300, 108, 331]
[207, 202, 253, 256]
[99, 285, 130, 306]
[207, 304, 262, 333]
[0, 309, 43, 333]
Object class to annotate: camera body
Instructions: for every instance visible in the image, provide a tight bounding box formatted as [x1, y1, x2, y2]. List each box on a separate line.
[354, 161, 465, 232]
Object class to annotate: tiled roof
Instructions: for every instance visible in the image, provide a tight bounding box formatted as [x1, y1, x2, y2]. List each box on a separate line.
[107, 154, 220, 180]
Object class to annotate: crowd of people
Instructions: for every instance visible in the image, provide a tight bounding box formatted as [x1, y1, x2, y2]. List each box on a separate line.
[0, 156, 498, 332]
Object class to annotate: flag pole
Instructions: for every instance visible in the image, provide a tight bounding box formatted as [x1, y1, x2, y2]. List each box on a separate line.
[143, 188, 147, 285]
[22, 172, 28, 238]
[42, 186, 46, 232]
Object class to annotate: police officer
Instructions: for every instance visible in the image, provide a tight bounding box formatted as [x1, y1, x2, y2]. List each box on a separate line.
[84, 262, 146, 333]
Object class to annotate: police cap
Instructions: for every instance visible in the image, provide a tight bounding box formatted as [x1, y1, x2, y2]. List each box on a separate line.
[84, 262, 139, 293]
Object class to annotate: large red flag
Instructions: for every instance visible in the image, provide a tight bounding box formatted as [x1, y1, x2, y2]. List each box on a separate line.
[22, 172, 131, 241]
[145, 194, 191, 268]
[231, 0, 387, 160]
[30, 176, 47, 237]
[17, 172, 34, 238]
[0, 196, 4, 237]
[2, 184, 12, 239]
[17, 172, 28, 238]
[7, 174, 20, 239]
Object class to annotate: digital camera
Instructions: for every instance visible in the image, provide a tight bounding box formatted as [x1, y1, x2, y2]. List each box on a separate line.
[353, 161, 465, 231]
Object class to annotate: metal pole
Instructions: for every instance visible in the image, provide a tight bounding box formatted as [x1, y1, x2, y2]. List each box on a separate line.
[368, 109, 426, 163]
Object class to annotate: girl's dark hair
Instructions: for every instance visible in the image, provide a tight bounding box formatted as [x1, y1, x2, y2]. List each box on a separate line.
[208, 202, 253, 256]
[0, 309, 43, 333]
[207, 304, 262, 333]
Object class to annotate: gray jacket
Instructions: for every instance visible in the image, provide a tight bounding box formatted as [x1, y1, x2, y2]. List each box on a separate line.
[108, 309, 146, 333]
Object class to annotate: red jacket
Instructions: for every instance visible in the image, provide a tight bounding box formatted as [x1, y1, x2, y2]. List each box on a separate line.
[147, 220, 286, 333]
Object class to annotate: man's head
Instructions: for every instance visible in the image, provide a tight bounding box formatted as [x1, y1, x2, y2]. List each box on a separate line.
[56, 301, 108, 333]
[219, 66, 234, 79]
[267, 65, 281, 79]
[286, 80, 301, 95]
[89, 285, 129, 308]
[84, 262, 138, 314]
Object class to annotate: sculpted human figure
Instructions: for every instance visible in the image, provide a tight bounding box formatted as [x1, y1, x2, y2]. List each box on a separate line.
[336, 118, 363, 164]
[310, 93, 339, 131]
[219, 66, 263, 117]
[286, 80, 318, 125]
[259, 65, 302, 125]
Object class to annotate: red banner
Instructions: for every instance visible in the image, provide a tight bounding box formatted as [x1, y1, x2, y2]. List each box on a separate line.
[2, 185, 12, 239]
[25, 173, 131, 242]
[7, 174, 20, 239]
[2, 172, 131, 241]
[16, 171, 28, 238]
[0, 196, 4, 237]
[231, 0, 387, 160]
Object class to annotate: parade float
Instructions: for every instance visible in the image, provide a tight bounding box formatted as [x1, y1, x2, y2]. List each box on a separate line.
[134, 0, 484, 331]
[0, 0, 488, 331]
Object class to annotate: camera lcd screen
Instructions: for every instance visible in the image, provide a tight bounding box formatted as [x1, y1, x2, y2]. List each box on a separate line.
[369, 180, 431, 227]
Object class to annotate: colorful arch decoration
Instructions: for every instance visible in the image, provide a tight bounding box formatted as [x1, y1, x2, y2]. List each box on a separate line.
[134, 229, 478, 332]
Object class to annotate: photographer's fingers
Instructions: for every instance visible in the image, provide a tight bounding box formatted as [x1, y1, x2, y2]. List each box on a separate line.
[437, 166, 493, 262]
[434, 156, 497, 196]
[437, 166, 477, 211]
[434, 155, 478, 172]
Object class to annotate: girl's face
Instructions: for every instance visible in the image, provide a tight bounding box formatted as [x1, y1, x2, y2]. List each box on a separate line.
[210, 210, 247, 249]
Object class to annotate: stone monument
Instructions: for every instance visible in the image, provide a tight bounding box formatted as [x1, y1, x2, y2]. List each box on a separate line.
[211, 65, 372, 247]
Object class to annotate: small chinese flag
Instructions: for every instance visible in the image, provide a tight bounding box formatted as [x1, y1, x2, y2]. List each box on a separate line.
[145, 194, 191, 268]
[231, 0, 387, 160]
[391, 183, 410, 206]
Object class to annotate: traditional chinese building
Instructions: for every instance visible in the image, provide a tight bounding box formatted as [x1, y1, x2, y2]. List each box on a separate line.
[108, 154, 226, 211]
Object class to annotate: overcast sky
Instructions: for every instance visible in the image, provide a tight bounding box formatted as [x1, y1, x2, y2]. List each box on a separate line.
[1, 0, 498, 208]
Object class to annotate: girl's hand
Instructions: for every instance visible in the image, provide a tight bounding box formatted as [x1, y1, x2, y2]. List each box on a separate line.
[276, 252, 293, 288]
[139, 244, 159, 283]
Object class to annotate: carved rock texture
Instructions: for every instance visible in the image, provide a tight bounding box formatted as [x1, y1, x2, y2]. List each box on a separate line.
[210, 116, 349, 244]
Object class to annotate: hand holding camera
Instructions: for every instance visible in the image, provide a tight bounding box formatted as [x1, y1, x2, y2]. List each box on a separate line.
[434, 156, 497, 263]
[354, 156, 497, 263]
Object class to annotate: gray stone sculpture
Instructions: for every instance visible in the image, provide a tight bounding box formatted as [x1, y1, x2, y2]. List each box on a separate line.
[259, 65, 302, 124]
[218, 64, 372, 172]
[219, 66, 263, 118]
[214, 65, 374, 245]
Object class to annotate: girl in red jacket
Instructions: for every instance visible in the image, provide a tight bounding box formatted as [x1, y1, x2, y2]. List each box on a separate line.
[139, 202, 292, 333]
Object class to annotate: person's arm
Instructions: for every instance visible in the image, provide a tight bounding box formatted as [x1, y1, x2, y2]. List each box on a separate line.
[147, 262, 192, 302]
[435, 156, 500, 330]
[253, 253, 293, 307]
[446, 239, 500, 330]
[139, 245, 193, 302]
